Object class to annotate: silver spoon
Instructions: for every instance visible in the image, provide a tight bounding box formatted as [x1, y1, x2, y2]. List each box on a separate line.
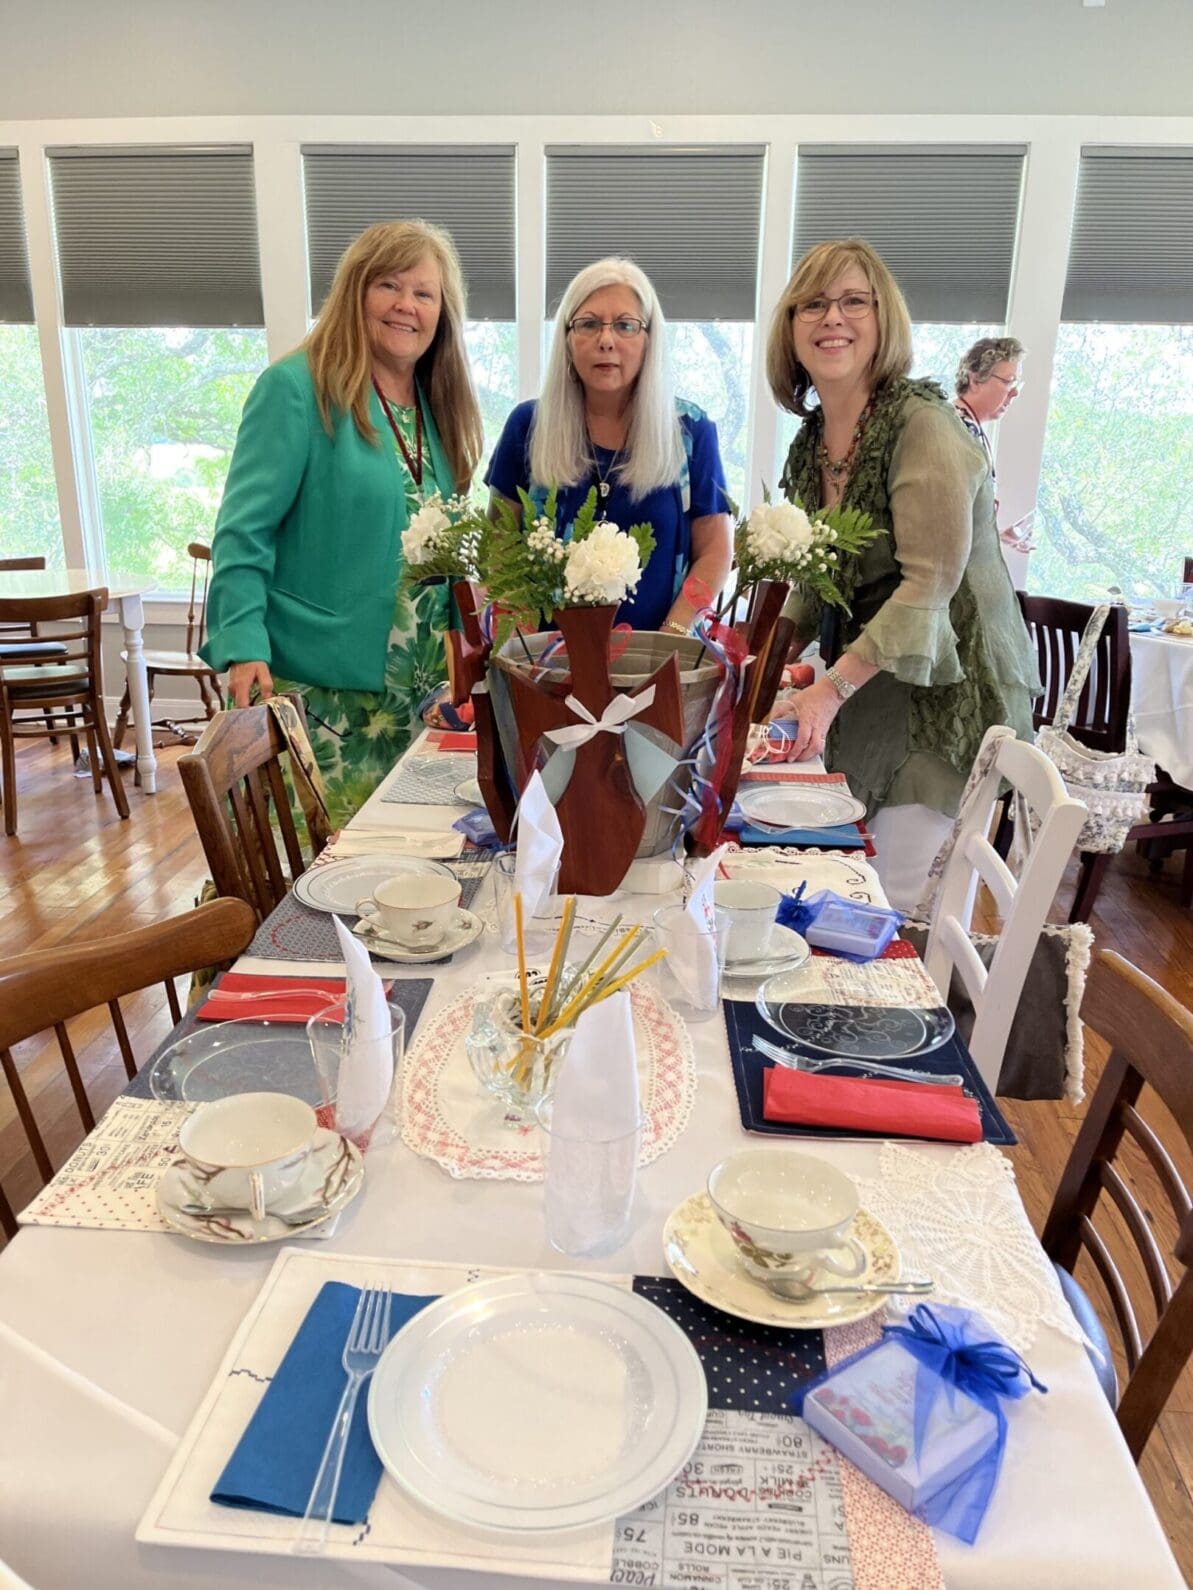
[761, 1274, 935, 1301]
[180, 1201, 327, 1226]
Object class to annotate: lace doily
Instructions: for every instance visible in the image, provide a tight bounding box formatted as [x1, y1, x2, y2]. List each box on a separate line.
[401, 980, 696, 1181]
[857, 1141, 1084, 1356]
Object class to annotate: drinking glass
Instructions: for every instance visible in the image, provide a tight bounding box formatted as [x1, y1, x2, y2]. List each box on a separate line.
[651, 901, 726, 1021]
[537, 1097, 645, 1257]
[305, 999, 406, 1152]
[493, 851, 562, 958]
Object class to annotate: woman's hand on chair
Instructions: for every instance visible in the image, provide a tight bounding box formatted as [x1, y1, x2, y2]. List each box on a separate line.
[228, 660, 274, 707]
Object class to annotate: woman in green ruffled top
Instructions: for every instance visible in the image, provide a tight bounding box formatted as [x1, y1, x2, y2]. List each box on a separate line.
[763, 240, 1039, 908]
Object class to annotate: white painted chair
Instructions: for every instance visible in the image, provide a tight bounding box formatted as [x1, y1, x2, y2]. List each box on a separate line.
[922, 725, 1088, 1093]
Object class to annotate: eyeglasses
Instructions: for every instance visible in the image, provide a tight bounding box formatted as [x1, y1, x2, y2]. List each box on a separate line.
[987, 373, 1023, 390]
[793, 291, 877, 323]
[567, 315, 649, 339]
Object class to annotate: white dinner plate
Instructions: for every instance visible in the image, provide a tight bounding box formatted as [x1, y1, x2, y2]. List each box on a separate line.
[737, 784, 867, 829]
[293, 855, 455, 915]
[367, 1272, 707, 1533]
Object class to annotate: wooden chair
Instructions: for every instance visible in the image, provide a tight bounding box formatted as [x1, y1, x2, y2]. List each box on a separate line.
[0, 897, 255, 1241]
[113, 541, 220, 763]
[1016, 592, 1193, 919]
[179, 703, 332, 924]
[0, 555, 68, 666]
[1042, 949, 1193, 1460]
[0, 588, 129, 836]
[922, 725, 1087, 1093]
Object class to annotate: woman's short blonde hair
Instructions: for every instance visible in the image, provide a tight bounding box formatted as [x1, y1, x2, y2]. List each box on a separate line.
[766, 239, 913, 418]
[302, 219, 483, 493]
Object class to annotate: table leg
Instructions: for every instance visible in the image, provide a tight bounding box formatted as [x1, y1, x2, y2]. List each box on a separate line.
[117, 592, 157, 795]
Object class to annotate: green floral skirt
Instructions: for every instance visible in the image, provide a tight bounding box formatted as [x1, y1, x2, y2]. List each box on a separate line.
[273, 582, 449, 830]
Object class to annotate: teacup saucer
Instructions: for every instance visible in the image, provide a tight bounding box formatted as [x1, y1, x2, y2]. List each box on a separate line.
[454, 776, 484, 806]
[351, 908, 483, 962]
[663, 1192, 899, 1330]
[723, 923, 811, 980]
[155, 1128, 364, 1244]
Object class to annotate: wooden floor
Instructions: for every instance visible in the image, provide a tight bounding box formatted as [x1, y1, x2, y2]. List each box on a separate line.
[2, 738, 1192, 1573]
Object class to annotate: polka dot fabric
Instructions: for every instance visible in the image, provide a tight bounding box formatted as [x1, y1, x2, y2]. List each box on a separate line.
[632, 1276, 827, 1413]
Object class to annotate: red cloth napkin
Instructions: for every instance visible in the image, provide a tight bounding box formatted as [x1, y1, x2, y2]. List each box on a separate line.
[426, 730, 476, 753]
[762, 1065, 982, 1143]
[195, 973, 349, 1024]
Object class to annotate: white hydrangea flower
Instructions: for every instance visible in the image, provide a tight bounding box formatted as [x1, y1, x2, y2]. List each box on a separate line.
[745, 501, 816, 567]
[401, 493, 452, 565]
[563, 521, 644, 606]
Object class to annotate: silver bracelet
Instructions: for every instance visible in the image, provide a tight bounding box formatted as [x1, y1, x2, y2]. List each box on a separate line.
[825, 665, 857, 701]
[662, 619, 690, 637]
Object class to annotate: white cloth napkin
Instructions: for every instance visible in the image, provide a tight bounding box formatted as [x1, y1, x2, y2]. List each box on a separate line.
[550, 991, 639, 1136]
[330, 916, 394, 1138]
[514, 769, 564, 920]
[666, 844, 726, 1007]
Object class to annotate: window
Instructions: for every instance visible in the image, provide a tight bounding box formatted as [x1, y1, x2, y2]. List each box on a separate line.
[73, 327, 267, 590]
[668, 322, 752, 514]
[464, 320, 518, 484]
[1036, 322, 1193, 601]
[0, 326, 61, 567]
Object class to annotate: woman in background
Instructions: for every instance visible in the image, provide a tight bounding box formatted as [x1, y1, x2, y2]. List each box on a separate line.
[202, 219, 483, 825]
[763, 241, 1038, 908]
[486, 257, 732, 634]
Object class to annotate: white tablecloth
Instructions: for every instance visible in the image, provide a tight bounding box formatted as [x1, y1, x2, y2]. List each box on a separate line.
[1131, 631, 1193, 788]
[0, 743, 1181, 1590]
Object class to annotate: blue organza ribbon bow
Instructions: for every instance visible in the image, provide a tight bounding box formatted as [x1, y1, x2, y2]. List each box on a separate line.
[883, 1303, 1047, 1543]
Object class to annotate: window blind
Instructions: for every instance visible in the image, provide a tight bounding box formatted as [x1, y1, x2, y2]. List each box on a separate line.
[48, 145, 263, 327]
[0, 151, 34, 324]
[1062, 147, 1193, 323]
[793, 145, 1026, 322]
[546, 146, 765, 320]
[302, 146, 516, 320]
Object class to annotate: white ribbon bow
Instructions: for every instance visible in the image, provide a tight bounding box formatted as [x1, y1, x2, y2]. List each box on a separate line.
[544, 686, 657, 750]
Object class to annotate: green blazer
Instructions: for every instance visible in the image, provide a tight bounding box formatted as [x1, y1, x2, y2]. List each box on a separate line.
[201, 351, 454, 692]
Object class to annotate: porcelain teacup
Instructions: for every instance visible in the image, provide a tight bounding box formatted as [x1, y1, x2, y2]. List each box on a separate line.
[356, 873, 462, 949]
[714, 880, 781, 963]
[707, 1148, 866, 1285]
[177, 1092, 317, 1221]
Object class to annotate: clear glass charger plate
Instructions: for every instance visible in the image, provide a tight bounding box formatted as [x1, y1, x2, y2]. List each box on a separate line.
[756, 969, 956, 1060]
[737, 783, 866, 829]
[367, 1272, 708, 1533]
[147, 1018, 323, 1106]
[293, 855, 455, 915]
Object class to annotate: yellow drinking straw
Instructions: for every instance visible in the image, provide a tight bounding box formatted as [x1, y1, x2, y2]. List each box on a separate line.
[535, 895, 576, 1035]
[514, 892, 531, 1034]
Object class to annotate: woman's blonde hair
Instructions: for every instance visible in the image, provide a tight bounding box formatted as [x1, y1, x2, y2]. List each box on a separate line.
[302, 219, 483, 493]
[531, 257, 684, 499]
[766, 239, 913, 418]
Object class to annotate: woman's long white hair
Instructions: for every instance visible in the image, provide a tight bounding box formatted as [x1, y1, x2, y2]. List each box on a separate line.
[530, 257, 685, 500]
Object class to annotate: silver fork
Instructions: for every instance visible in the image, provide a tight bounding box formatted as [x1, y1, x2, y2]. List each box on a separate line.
[293, 1285, 392, 1554]
[754, 1033, 964, 1088]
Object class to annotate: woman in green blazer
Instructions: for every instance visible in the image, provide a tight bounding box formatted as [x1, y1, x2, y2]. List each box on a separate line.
[202, 219, 483, 825]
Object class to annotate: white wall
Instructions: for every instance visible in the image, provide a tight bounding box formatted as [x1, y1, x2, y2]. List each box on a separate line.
[3, 0, 1192, 119]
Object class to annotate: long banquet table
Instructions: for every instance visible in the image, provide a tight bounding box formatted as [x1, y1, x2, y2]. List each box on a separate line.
[0, 739, 1182, 1589]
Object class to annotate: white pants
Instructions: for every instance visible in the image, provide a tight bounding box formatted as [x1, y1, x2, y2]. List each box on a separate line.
[869, 804, 955, 915]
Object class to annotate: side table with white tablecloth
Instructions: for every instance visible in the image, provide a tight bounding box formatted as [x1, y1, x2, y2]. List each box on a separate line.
[1131, 630, 1193, 789]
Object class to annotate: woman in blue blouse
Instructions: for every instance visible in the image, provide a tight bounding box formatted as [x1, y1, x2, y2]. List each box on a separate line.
[486, 258, 732, 634]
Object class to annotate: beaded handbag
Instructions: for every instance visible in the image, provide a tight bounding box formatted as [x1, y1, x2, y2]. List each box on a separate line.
[1035, 603, 1152, 854]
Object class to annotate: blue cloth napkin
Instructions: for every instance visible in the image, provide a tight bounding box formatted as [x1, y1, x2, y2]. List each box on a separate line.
[212, 1280, 436, 1524]
[739, 821, 865, 849]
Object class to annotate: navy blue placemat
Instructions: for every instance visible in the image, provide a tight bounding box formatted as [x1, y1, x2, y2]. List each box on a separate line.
[633, 1276, 826, 1413]
[123, 977, 434, 1102]
[722, 998, 1016, 1147]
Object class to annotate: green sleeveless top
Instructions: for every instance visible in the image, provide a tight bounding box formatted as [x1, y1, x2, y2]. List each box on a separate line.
[779, 378, 1039, 817]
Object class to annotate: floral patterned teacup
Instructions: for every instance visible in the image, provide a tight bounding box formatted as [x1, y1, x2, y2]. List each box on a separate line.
[177, 1092, 317, 1221]
[356, 873, 461, 949]
[708, 1148, 866, 1285]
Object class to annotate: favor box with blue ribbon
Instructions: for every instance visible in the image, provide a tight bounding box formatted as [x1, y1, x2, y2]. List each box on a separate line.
[792, 1304, 1046, 1543]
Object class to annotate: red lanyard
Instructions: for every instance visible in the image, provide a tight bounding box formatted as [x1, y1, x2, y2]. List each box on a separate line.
[373, 379, 424, 487]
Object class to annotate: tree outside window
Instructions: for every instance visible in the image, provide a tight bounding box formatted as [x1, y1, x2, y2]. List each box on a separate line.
[0, 325, 62, 568]
[75, 327, 267, 592]
[1036, 323, 1193, 602]
[463, 321, 517, 487]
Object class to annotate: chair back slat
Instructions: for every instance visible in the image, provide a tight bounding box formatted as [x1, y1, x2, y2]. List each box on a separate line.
[1042, 949, 1193, 1459]
[1079, 1213, 1145, 1370]
[165, 977, 183, 1026]
[0, 900, 255, 1239]
[183, 542, 212, 655]
[1017, 592, 1131, 752]
[179, 705, 330, 925]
